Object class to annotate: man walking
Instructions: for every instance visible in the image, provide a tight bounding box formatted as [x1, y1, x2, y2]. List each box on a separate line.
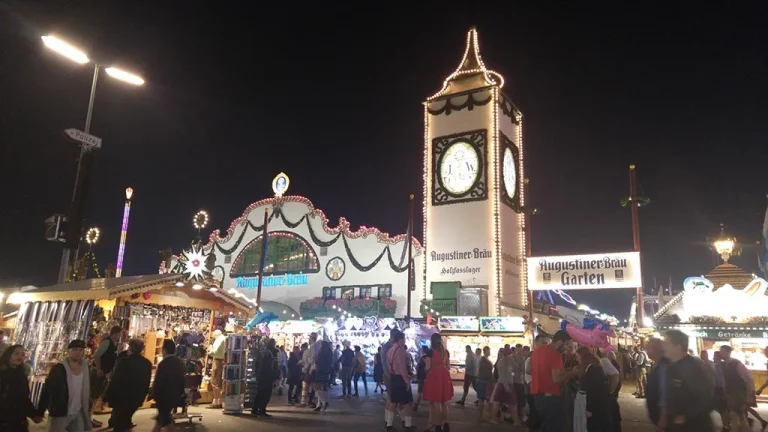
[339, 341, 355, 397]
[644, 338, 669, 430]
[663, 330, 714, 431]
[385, 331, 414, 431]
[530, 330, 568, 432]
[720, 344, 757, 430]
[152, 340, 186, 432]
[37, 339, 92, 431]
[91, 325, 122, 427]
[456, 345, 477, 405]
[252, 338, 279, 417]
[104, 339, 152, 432]
[633, 345, 649, 398]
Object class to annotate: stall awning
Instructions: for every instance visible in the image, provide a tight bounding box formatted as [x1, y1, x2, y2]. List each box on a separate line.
[7, 274, 182, 303]
[6, 274, 253, 311]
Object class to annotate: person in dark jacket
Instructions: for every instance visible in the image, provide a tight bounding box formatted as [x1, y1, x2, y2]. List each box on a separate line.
[0, 345, 42, 431]
[663, 330, 714, 431]
[338, 341, 355, 397]
[574, 346, 614, 432]
[91, 325, 123, 428]
[151, 340, 186, 431]
[104, 339, 152, 432]
[312, 341, 334, 411]
[252, 338, 279, 417]
[37, 339, 93, 432]
[644, 338, 668, 429]
[286, 346, 303, 405]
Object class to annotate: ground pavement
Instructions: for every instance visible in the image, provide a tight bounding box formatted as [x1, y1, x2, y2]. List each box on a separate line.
[29, 384, 768, 431]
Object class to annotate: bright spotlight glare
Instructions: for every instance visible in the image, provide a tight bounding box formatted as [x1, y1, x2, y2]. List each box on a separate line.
[42, 35, 90, 64]
[105, 67, 144, 85]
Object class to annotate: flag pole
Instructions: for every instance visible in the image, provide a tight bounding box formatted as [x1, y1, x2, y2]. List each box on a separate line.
[406, 194, 415, 323]
[256, 208, 269, 309]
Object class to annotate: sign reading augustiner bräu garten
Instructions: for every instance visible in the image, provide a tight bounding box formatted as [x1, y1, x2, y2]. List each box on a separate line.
[431, 248, 492, 276]
[526, 251, 641, 290]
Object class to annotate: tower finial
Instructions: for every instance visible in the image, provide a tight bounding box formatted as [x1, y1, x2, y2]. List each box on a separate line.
[427, 27, 505, 101]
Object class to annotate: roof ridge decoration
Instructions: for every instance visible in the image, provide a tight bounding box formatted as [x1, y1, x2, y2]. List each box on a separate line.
[427, 26, 505, 101]
[207, 195, 424, 251]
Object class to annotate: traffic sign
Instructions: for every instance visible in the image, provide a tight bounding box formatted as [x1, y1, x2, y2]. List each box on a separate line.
[64, 128, 102, 149]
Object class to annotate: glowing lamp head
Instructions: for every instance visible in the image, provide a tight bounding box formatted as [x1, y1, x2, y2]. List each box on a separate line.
[41, 35, 90, 64]
[714, 223, 736, 262]
[125, 187, 134, 200]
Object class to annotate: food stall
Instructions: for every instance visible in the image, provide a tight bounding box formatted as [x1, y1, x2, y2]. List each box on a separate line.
[438, 316, 527, 380]
[654, 269, 768, 391]
[8, 274, 254, 406]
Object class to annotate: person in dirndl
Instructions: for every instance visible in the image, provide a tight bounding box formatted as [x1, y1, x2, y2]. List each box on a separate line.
[423, 333, 454, 432]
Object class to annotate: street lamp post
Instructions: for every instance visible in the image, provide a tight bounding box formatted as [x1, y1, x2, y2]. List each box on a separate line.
[41, 35, 144, 284]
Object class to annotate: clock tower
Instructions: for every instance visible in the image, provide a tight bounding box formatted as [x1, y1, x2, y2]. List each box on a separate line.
[423, 27, 526, 316]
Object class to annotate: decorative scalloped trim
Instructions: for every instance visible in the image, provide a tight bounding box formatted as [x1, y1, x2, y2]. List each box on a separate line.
[205, 195, 423, 251]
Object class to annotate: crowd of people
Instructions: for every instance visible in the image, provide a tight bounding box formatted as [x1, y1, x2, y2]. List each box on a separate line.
[0, 332, 187, 432]
[642, 331, 768, 432]
[440, 329, 623, 432]
[5, 325, 768, 431]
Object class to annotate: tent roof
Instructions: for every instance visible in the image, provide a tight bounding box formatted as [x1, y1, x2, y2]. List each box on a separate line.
[7, 274, 253, 311]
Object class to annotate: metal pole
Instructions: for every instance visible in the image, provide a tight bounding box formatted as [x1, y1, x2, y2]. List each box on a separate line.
[406, 194, 414, 322]
[57, 64, 100, 284]
[525, 178, 535, 347]
[256, 209, 269, 308]
[629, 164, 644, 327]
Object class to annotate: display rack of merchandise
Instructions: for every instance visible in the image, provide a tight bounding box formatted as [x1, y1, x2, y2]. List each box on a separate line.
[222, 334, 247, 414]
[333, 330, 389, 375]
[243, 337, 256, 409]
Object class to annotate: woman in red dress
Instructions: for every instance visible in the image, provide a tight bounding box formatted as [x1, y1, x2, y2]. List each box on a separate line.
[423, 333, 454, 432]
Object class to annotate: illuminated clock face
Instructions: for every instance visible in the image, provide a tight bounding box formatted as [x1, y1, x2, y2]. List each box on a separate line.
[440, 141, 479, 195]
[503, 147, 517, 199]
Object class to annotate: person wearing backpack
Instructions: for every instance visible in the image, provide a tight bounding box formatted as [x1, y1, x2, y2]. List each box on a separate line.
[663, 330, 714, 431]
[632, 346, 649, 398]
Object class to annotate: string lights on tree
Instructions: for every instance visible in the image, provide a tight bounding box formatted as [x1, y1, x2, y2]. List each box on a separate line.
[82, 227, 102, 279]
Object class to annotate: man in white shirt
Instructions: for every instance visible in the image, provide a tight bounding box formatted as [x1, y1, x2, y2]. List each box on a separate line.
[38, 339, 92, 432]
[456, 345, 478, 405]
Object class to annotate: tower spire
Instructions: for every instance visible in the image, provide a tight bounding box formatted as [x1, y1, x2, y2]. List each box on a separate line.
[427, 27, 505, 101]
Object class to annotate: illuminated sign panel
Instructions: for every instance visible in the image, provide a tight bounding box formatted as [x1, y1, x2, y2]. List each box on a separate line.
[527, 252, 641, 290]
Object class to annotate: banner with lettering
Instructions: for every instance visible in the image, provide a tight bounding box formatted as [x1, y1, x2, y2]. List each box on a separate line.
[527, 251, 641, 290]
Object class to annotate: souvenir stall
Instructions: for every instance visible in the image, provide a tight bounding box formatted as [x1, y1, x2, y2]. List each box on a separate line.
[328, 317, 395, 374]
[655, 274, 768, 391]
[437, 316, 527, 380]
[269, 320, 320, 350]
[8, 274, 254, 406]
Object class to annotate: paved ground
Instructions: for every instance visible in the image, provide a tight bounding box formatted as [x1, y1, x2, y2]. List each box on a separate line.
[29, 384, 768, 431]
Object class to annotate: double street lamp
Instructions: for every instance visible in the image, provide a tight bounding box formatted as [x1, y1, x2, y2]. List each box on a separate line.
[42, 35, 145, 283]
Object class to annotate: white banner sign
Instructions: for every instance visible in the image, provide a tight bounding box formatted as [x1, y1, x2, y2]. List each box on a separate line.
[527, 251, 641, 290]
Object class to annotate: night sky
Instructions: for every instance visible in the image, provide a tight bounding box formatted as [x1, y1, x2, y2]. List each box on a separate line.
[1, 2, 767, 318]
